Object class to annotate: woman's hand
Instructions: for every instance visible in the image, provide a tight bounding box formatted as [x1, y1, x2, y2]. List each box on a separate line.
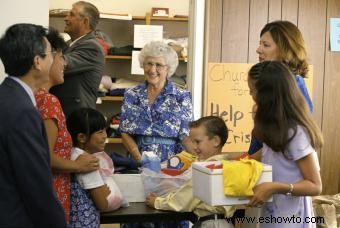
[75, 153, 99, 173]
[145, 192, 158, 208]
[131, 147, 142, 161]
[247, 182, 274, 208]
[121, 133, 142, 161]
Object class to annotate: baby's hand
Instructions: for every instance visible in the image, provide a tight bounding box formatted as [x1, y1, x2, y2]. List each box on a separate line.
[145, 192, 157, 208]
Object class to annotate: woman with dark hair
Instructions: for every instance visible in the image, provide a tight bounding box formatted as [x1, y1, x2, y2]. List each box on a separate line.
[247, 61, 323, 228]
[36, 28, 99, 223]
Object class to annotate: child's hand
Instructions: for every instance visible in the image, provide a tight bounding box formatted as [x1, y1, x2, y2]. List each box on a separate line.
[145, 192, 157, 208]
[76, 153, 99, 173]
[247, 182, 273, 208]
[103, 184, 111, 196]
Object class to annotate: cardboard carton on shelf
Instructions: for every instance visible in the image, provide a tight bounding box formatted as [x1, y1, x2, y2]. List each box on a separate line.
[192, 161, 272, 206]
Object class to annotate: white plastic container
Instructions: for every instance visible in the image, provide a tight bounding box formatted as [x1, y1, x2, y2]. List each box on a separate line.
[192, 161, 272, 206]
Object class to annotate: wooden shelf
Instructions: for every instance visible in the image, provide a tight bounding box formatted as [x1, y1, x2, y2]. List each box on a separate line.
[49, 11, 68, 17]
[105, 55, 132, 60]
[107, 138, 122, 144]
[105, 55, 186, 61]
[133, 15, 188, 22]
[98, 96, 124, 102]
[49, 12, 188, 22]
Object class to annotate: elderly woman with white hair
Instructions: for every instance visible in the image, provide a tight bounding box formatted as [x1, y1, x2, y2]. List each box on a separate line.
[119, 41, 194, 164]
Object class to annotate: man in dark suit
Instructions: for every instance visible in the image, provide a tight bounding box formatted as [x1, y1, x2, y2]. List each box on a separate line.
[0, 23, 67, 228]
[50, 1, 105, 117]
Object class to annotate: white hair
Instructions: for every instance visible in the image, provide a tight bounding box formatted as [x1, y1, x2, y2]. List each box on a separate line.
[138, 41, 179, 77]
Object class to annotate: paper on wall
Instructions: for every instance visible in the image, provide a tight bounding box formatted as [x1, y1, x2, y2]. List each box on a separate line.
[133, 25, 163, 48]
[330, 18, 340, 51]
[131, 50, 144, 75]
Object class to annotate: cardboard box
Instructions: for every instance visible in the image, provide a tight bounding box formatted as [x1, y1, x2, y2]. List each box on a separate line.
[192, 161, 272, 206]
[113, 174, 145, 202]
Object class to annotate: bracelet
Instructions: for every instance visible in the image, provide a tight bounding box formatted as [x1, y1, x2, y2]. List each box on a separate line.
[286, 183, 294, 196]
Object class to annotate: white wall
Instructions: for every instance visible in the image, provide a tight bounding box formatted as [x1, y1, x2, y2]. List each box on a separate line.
[188, 0, 205, 119]
[49, 0, 189, 17]
[0, 0, 49, 82]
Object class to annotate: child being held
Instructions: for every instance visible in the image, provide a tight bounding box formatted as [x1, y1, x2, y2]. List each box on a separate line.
[146, 116, 234, 228]
[67, 108, 124, 215]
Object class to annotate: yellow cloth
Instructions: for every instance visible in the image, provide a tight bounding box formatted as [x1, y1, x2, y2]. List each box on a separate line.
[222, 158, 263, 196]
[154, 180, 235, 218]
[155, 155, 235, 218]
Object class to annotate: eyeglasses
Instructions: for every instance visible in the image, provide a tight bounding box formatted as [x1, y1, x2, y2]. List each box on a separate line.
[40, 50, 58, 58]
[144, 62, 167, 71]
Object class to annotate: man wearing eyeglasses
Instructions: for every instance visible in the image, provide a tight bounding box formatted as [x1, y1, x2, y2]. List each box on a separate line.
[0, 23, 67, 228]
[50, 1, 105, 117]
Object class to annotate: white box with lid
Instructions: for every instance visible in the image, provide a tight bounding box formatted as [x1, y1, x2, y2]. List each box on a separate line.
[192, 161, 272, 206]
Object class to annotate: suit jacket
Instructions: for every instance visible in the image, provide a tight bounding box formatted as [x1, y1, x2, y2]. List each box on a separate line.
[50, 31, 105, 117]
[0, 78, 66, 228]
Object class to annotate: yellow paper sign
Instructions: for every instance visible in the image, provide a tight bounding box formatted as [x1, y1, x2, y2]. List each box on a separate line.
[205, 63, 313, 152]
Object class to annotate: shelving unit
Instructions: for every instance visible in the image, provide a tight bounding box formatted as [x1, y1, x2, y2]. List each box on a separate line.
[98, 96, 124, 102]
[49, 12, 188, 22]
[49, 11, 189, 150]
[105, 55, 186, 61]
[105, 55, 132, 60]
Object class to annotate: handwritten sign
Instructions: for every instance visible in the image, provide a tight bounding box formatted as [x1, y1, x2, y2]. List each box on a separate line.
[205, 63, 313, 152]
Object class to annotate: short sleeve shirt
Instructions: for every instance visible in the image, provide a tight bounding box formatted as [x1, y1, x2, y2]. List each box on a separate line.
[119, 80, 193, 161]
[71, 147, 104, 189]
[261, 125, 319, 228]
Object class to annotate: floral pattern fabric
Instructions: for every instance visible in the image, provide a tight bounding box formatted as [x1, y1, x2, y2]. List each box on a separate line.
[69, 178, 100, 228]
[35, 88, 72, 223]
[119, 80, 193, 162]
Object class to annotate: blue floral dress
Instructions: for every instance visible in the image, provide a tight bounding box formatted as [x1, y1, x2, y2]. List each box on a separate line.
[69, 177, 100, 228]
[119, 80, 193, 162]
